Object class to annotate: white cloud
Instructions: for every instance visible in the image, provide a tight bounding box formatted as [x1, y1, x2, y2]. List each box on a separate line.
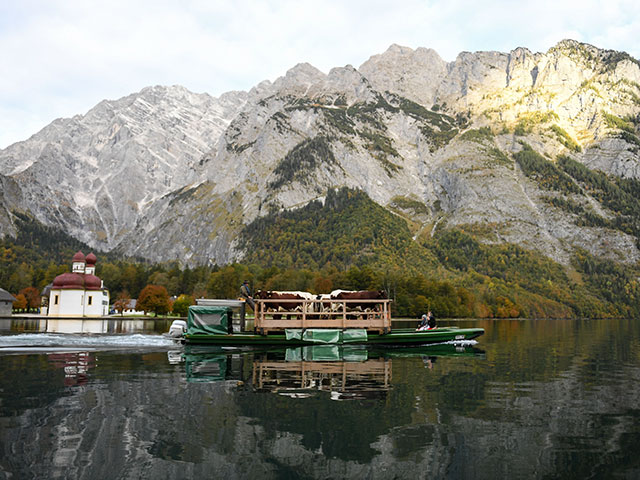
[0, 0, 639, 148]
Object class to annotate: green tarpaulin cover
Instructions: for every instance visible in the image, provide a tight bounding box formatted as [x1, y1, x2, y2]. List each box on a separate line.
[285, 329, 303, 341]
[303, 329, 342, 344]
[186, 305, 232, 335]
[342, 329, 368, 343]
[284, 329, 368, 344]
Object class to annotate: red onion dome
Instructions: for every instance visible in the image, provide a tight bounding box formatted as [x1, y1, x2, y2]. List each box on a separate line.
[72, 251, 86, 263]
[84, 274, 102, 290]
[53, 272, 85, 289]
[85, 252, 97, 265]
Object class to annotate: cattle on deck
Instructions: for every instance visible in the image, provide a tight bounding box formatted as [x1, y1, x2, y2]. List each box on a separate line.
[329, 289, 387, 311]
[255, 290, 315, 318]
[253, 289, 391, 334]
[255, 290, 315, 310]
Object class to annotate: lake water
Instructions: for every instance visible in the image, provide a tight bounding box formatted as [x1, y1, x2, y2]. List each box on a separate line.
[0, 317, 639, 479]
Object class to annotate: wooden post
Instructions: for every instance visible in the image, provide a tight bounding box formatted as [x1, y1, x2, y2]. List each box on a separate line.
[302, 300, 306, 329]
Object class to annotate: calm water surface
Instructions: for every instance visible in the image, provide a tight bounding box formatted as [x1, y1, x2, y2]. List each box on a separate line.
[0, 318, 639, 479]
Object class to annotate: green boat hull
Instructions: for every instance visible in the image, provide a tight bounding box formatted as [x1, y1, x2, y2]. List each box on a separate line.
[182, 326, 484, 346]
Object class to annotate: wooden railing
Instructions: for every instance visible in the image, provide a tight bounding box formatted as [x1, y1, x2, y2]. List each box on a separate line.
[254, 298, 391, 334]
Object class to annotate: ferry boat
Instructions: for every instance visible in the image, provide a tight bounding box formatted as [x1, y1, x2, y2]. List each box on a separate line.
[169, 297, 484, 346]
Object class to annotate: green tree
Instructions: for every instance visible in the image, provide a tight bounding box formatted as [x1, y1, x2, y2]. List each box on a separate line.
[172, 294, 195, 317]
[99, 263, 122, 293]
[207, 264, 252, 299]
[148, 271, 180, 296]
[137, 285, 171, 317]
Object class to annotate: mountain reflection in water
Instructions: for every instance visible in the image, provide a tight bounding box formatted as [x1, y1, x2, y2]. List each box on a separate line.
[0, 318, 639, 479]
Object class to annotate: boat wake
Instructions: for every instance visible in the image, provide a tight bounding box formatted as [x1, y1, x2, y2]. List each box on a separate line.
[0, 333, 176, 352]
[443, 339, 479, 346]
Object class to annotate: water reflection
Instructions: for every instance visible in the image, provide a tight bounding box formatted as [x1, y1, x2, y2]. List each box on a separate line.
[0, 317, 171, 334]
[174, 344, 484, 402]
[252, 347, 391, 400]
[47, 351, 95, 386]
[1, 319, 639, 479]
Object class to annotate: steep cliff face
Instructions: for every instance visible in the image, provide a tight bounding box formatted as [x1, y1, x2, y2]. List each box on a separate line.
[0, 86, 247, 250]
[1, 40, 639, 267]
[361, 40, 640, 155]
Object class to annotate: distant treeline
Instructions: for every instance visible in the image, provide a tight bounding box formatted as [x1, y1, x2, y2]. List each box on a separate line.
[1, 187, 638, 318]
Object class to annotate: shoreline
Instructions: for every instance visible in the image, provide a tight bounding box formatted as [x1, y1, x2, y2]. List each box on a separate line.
[0, 314, 178, 321]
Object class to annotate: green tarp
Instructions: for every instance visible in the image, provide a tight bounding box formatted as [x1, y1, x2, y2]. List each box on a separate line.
[285, 329, 303, 341]
[284, 329, 368, 344]
[342, 329, 368, 343]
[186, 305, 232, 335]
[302, 329, 342, 344]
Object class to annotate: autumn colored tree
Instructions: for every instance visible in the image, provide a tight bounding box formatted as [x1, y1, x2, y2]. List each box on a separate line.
[12, 293, 27, 311]
[172, 294, 195, 317]
[19, 286, 41, 312]
[113, 291, 132, 316]
[137, 285, 171, 317]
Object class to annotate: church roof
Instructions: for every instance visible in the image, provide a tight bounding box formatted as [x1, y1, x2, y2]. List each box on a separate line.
[53, 272, 85, 289]
[51, 252, 106, 291]
[0, 288, 17, 302]
[84, 274, 102, 290]
[41, 283, 53, 296]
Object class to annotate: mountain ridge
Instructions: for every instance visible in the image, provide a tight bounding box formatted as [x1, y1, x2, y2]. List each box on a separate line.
[1, 39, 639, 270]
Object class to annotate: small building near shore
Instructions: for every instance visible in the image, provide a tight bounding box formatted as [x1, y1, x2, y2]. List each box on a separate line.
[0, 288, 17, 316]
[122, 299, 144, 315]
[47, 251, 110, 317]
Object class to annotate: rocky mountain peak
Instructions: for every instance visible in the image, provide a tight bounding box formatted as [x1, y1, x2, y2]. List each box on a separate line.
[359, 43, 447, 107]
[551, 38, 599, 56]
[272, 62, 327, 94]
[1, 40, 639, 270]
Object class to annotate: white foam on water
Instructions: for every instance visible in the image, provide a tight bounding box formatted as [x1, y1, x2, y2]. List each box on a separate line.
[443, 339, 478, 346]
[0, 333, 177, 350]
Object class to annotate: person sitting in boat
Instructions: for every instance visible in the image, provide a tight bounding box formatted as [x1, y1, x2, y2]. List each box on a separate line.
[240, 280, 256, 311]
[417, 311, 436, 331]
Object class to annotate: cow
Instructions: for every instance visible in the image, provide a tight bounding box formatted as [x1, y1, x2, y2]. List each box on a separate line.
[254, 290, 313, 318]
[329, 289, 387, 311]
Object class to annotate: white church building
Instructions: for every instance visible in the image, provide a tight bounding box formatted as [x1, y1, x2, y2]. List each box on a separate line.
[47, 251, 110, 317]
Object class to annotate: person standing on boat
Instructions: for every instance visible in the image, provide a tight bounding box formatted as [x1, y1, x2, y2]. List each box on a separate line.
[240, 280, 255, 311]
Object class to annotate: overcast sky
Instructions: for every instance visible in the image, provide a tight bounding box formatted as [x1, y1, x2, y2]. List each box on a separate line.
[1, 0, 638, 149]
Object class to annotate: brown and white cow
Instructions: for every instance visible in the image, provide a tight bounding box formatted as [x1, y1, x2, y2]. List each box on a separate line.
[254, 290, 315, 315]
[329, 289, 387, 311]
